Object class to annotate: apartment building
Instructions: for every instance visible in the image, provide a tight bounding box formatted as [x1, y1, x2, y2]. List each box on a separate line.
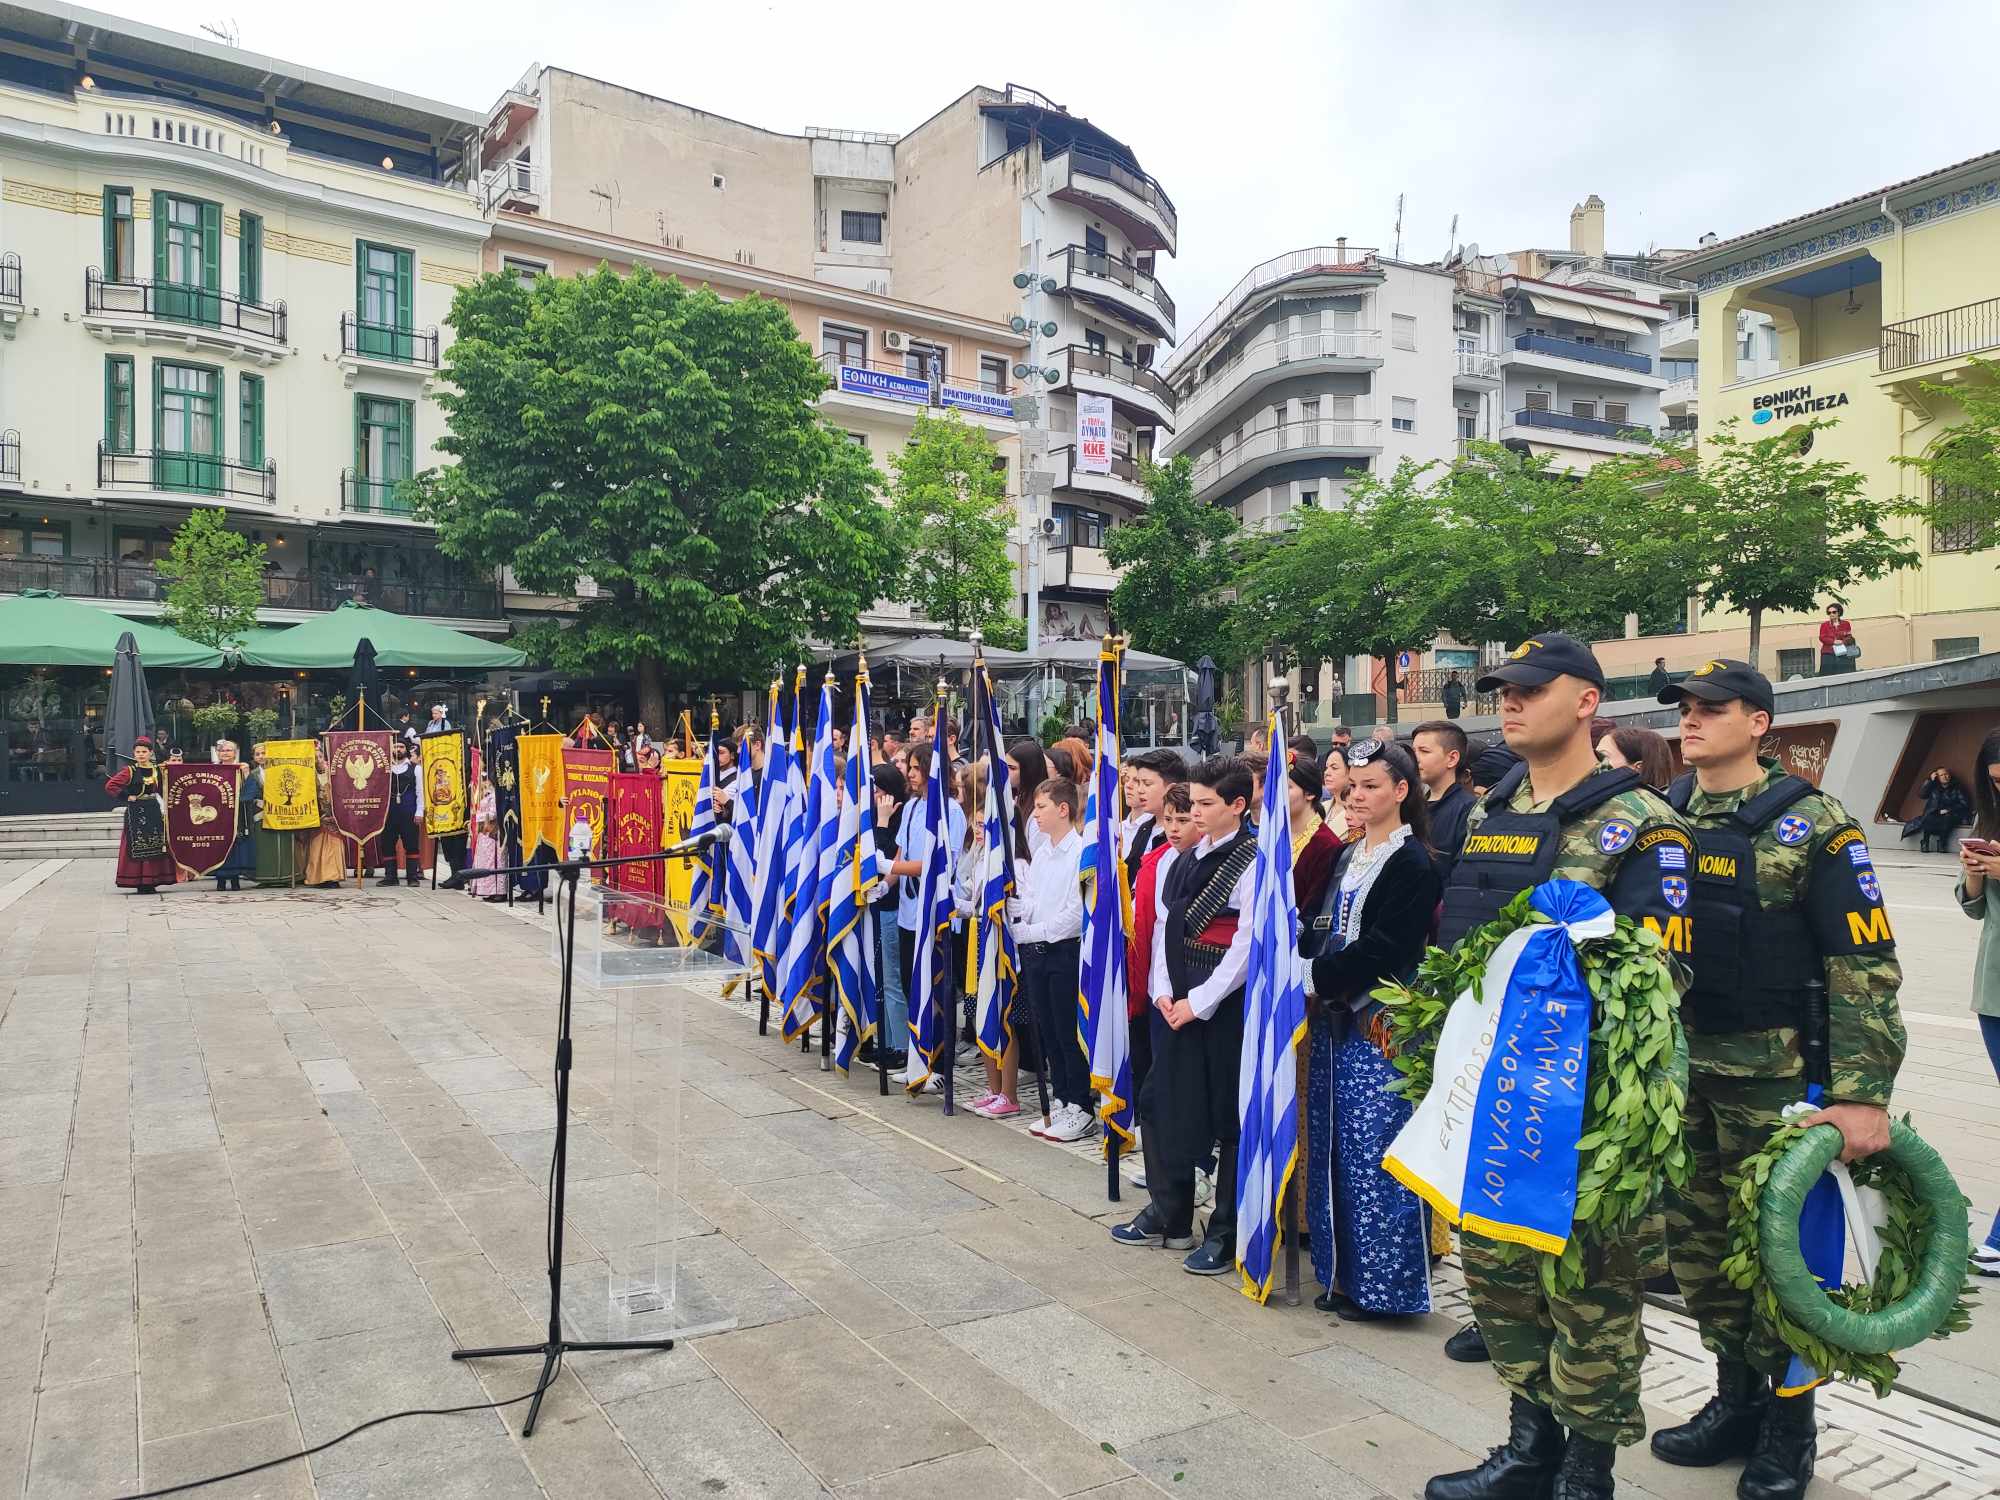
[0, 3, 498, 631]
[473, 73, 1179, 643]
[483, 219, 1026, 636]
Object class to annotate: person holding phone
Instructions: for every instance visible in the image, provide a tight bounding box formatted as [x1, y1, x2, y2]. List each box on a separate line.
[1960, 730, 2000, 1276]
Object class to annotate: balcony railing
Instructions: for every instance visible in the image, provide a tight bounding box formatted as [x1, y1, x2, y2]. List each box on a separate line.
[0, 252, 20, 307]
[0, 554, 502, 619]
[1881, 295, 2000, 373]
[338, 312, 441, 369]
[84, 267, 288, 342]
[342, 470, 418, 518]
[98, 442, 277, 503]
[1508, 407, 1654, 442]
[1174, 244, 1381, 364]
[1046, 143, 1177, 243]
[1061, 345, 1176, 416]
[477, 157, 543, 212]
[0, 429, 17, 485]
[1051, 245, 1175, 330]
[1512, 332, 1653, 375]
[1453, 349, 1501, 381]
[1052, 444, 1140, 489]
[1193, 417, 1382, 493]
[1176, 328, 1383, 435]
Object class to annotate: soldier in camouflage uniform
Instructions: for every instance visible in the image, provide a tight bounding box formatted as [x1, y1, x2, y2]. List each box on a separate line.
[1651, 660, 1905, 1500]
[1427, 634, 1695, 1500]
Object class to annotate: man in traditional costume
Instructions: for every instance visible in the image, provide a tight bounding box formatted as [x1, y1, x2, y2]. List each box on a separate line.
[378, 738, 424, 886]
[106, 735, 176, 893]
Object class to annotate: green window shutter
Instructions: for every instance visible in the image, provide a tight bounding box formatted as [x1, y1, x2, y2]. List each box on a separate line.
[395, 249, 413, 332]
[352, 393, 365, 472]
[397, 399, 413, 478]
[239, 213, 261, 303]
[101, 188, 116, 274]
[151, 361, 164, 443]
[200, 202, 221, 292]
[354, 242, 365, 319]
[152, 191, 168, 280]
[240, 374, 264, 466]
[103, 356, 135, 453]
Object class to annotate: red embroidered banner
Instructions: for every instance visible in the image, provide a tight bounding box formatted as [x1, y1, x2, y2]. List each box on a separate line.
[608, 770, 665, 931]
[562, 747, 616, 869]
[162, 763, 243, 876]
[324, 731, 395, 846]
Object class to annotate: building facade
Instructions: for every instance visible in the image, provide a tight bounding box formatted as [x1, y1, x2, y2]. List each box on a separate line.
[0, 5, 499, 632]
[473, 74, 1179, 643]
[1593, 150, 2000, 682]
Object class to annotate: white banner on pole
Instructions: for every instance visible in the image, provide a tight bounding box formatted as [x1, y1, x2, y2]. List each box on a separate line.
[1077, 393, 1113, 474]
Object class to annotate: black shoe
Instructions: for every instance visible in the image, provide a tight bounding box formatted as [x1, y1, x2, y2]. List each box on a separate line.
[1550, 1435, 1614, 1500]
[1652, 1361, 1768, 1467]
[376, 875, 400, 887]
[1182, 1239, 1234, 1276]
[1314, 1289, 1395, 1321]
[1425, 1395, 1565, 1500]
[858, 1040, 880, 1065]
[405, 871, 422, 885]
[1737, 1391, 1815, 1500]
[1444, 1324, 1491, 1363]
[136, 885, 156, 895]
[1111, 1206, 1197, 1250]
[886, 1049, 908, 1070]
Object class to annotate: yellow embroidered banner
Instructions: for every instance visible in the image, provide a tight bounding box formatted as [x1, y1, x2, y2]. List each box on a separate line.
[421, 731, 467, 837]
[261, 740, 321, 831]
[517, 733, 567, 857]
[662, 756, 700, 939]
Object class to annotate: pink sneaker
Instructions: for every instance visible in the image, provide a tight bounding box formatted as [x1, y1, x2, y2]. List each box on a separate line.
[980, 1095, 1020, 1119]
[966, 1092, 997, 1112]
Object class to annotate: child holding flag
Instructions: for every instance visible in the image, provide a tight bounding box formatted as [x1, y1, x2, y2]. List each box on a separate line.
[1011, 778, 1091, 1141]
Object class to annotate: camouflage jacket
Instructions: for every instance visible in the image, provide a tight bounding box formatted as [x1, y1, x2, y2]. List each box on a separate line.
[1463, 760, 1697, 964]
[1681, 761, 1905, 1106]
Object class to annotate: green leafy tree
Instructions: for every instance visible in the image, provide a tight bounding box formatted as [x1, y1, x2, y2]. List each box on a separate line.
[888, 411, 1021, 648]
[1893, 357, 2000, 554]
[1105, 454, 1240, 666]
[1229, 461, 1486, 722]
[415, 265, 899, 728]
[1663, 417, 1919, 670]
[156, 508, 265, 649]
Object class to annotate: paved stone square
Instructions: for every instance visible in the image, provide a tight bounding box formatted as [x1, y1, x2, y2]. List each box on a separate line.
[0, 846, 1996, 1499]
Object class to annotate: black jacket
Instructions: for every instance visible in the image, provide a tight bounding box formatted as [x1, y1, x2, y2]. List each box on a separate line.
[1427, 782, 1474, 887]
[1302, 836, 1441, 1008]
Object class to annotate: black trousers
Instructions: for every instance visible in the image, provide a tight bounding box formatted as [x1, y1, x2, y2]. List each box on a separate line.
[1021, 939, 1087, 1105]
[381, 808, 421, 876]
[1140, 989, 1244, 1243]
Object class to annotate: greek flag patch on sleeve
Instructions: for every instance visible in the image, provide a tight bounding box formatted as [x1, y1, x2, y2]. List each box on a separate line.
[1655, 842, 1687, 871]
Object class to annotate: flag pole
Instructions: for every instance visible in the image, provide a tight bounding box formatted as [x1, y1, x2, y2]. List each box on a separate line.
[1275, 692, 1302, 1308]
[1106, 633, 1125, 1204]
[936, 676, 955, 1119]
[863, 644, 891, 1099]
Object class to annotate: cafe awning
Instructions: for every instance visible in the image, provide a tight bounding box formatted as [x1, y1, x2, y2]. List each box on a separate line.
[233, 600, 527, 670]
[0, 590, 224, 669]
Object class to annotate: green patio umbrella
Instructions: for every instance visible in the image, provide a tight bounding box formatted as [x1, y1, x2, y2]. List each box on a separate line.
[0, 590, 224, 669]
[234, 599, 526, 670]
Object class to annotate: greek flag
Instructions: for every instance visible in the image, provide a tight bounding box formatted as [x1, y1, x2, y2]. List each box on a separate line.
[1383, 879, 1608, 1255]
[780, 673, 838, 1042]
[723, 747, 758, 969]
[1081, 642, 1133, 1147]
[750, 677, 796, 1008]
[1235, 715, 1309, 1303]
[686, 719, 719, 940]
[974, 664, 1019, 1063]
[906, 703, 957, 1093]
[824, 665, 881, 1073]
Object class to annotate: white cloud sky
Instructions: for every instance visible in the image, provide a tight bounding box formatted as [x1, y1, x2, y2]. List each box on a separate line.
[108, 0, 2000, 334]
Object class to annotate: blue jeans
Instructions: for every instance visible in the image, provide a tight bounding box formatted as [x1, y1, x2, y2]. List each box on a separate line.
[876, 907, 908, 1053]
[1982, 1016, 2000, 1248]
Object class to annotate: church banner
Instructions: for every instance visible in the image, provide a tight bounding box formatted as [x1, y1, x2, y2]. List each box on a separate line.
[487, 723, 523, 860]
[421, 731, 467, 837]
[517, 732, 567, 857]
[260, 739, 321, 832]
[609, 770, 666, 932]
[662, 754, 701, 939]
[562, 746, 616, 866]
[162, 762, 243, 876]
[325, 731, 395, 846]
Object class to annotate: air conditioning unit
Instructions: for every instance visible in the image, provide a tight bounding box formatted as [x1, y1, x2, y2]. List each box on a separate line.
[882, 330, 910, 353]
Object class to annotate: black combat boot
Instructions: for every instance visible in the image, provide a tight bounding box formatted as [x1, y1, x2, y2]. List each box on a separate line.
[1651, 1361, 1769, 1466]
[1550, 1435, 1614, 1500]
[1737, 1390, 1815, 1500]
[1444, 1323, 1491, 1362]
[1425, 1395, 1565, 1500]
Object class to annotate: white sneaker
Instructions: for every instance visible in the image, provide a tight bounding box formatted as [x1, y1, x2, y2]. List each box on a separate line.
[1046, 1104, 1098, 1143]
[1028, 1100, 1065, 1138]
[1972, 1244, 2000, 1277]
[1194, 1167, 1214, 1207]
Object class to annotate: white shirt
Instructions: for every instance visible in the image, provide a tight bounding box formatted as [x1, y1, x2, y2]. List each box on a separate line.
[1149, 831, 1255, 1021]
[1012, 827, 1083, 943]
[895, 793, 966, 932]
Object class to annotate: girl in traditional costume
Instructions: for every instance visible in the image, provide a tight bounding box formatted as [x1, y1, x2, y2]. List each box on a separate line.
[470, 775, 507, 900]
[106, 736, 176, 893]
[302, 745, 348, 888]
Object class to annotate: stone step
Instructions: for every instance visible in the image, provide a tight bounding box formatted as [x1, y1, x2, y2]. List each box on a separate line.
[0, 840, 119, 858]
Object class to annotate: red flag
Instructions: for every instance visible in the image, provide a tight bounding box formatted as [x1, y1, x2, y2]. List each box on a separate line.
[608, 770, 665, 931]
[162, 763, 243, 876]
[562, 746, 616, 873]
[324, 731, 395, 846]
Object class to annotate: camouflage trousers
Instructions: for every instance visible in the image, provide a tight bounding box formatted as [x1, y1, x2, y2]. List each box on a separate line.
[1666, 1070, 1799, 1379]
[1463, 1229, 1648, 1446]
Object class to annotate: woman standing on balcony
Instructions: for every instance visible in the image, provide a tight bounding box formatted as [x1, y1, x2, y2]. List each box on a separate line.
[1819, 602, 1858, 675]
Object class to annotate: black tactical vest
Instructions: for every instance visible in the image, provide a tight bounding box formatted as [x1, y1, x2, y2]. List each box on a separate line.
[1665, 772, 1820, 1034]
[1437, 764, 1644, 949]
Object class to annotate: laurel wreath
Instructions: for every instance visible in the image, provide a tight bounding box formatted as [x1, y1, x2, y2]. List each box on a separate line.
[1375, 887, 1690, 1297]
[1720, 1117, 1974, 1396]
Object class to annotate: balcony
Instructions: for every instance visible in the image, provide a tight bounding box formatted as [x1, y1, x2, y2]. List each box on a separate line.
[1660, 376, 1698, 413]
[0, 553, 502, 620]
[816, 353, 1016, 425]
[1879, 296, 2000, 400]
[336, 313, 441, 383]
[1658, 313, 1700, 359]
[1056, 344, 1176, 431]
[1191, 417, 1382, 502]
[1452, 349, 1502, 386]
[342, 470, 422, 522]
[1051, 245, 1175, 339]
[98, 443, 277, 508]
[1503, 407, 1655, 449]
[1044, 143, 1177, 255]
[0, 430, 17, 488]
[1175, 328, 1383, 444]
[83, 269, 289, 358]
[0, 252, 20, 336]
[1052, 444, 1146, 507]
[478, 157, 542, 215]
[1176, 245, 1381, 362]
[1509, 331, 1656, 378]
[1043, 544, 1125, 593]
